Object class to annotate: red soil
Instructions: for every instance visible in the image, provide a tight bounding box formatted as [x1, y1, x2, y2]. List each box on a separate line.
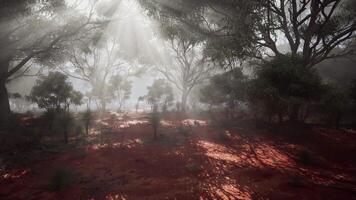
[1, 113, 356, 199]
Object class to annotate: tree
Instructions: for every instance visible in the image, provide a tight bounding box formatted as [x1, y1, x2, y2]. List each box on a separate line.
[145, 79, 174, 139]
[64, 38, 138, 112]
[29, 72, 83, 112]
[249, 55, 323, 122]
[200, 68, 248, 120]
[0, 0, 114, 127]
[140, 0, 356, 68]
[146, 79, 175, 112]
[109, 74, 132, 112]
[156, 23, 214, 112]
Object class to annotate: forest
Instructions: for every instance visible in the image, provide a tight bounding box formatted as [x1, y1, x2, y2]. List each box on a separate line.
[0, 0, 356, 199]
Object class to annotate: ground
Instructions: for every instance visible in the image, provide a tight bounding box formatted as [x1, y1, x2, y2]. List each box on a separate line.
[0, 112, 356, 200]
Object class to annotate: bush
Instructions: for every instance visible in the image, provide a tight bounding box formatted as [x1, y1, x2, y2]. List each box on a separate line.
[82, 109, 95, 135]
[319, 84, 350, 128]
[249, 55, 323, 122]
[49, 168, 73, 190]
[297, 150, 314, 166]
[149, 110, 161, 139]
[218, 130, 232, 142]
[185, 163, 201, 173]
[177, 125, 192, 136]
[53, 112, 75, 144]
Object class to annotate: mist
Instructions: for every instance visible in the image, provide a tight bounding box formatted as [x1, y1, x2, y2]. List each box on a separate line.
[1, 0, 356, 199]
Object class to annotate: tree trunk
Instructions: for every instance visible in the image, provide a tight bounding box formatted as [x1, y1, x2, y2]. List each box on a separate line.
[100, 100, 106, 112]
[64, 130, 68, 144]
[181, 89, 188, 113]
[0, 75, 10, 129]
[85, 124, 89, 135]
[289, 103, 300, 122]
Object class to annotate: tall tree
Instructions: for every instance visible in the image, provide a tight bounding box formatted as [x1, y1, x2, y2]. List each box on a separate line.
[157, 23, 215, 112]
[0, 0, 113, 127]
[140, 0, 356, 68]
[63, 38, 137, 112]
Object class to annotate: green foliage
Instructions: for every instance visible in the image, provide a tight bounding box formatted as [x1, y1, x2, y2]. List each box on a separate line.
[320, 84, 351, 127]
[200, 68, 248, 119]
[249, 55, 323, 121]
[29, 72, 83, 112]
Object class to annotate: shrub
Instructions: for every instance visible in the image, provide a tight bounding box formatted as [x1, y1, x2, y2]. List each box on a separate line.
[29, 72, 83, 113]
[297, 150, 314, 166]
[82, 109, 94, 135]
[177, 125, 192, 136]
[149, 109, 161, 139]
[319, 84, 350, 128]
[185, 163, 201, 173]
[53, 112, 75, 144]
[49, 168, 73, 190]
[249, 55, 323, 122]
[218, 130, 232, 142]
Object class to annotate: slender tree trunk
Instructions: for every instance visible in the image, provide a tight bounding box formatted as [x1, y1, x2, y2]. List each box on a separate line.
[289, 104, 300, 122]
[0, 79, 10, 129]
[100, 100, 106, 112]
[85, 124, 89, 135]
[181, 89, 188, 113]
[0, 60, 10, 129]
[278, 112, 283, 124]
[64, 130, 68, 144]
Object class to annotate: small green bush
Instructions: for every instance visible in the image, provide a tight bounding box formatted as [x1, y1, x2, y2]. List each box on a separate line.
[288, 175, 306, 187]
[177, 125, 192, 136]
[150, 110, 161, 139]
[49, 168, 73, 190]
[185, 163, 201, 173]
[297, 150, 314, 165]
[82, 110, 94, 129]
[218, 131, 232, 142]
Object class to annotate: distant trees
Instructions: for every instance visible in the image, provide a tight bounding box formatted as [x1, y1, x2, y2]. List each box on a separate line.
[65, 38, 136, 112]
[0, 0, 117, 127]
[155, 23, 214, 113]
[109, 75, 132, 112]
